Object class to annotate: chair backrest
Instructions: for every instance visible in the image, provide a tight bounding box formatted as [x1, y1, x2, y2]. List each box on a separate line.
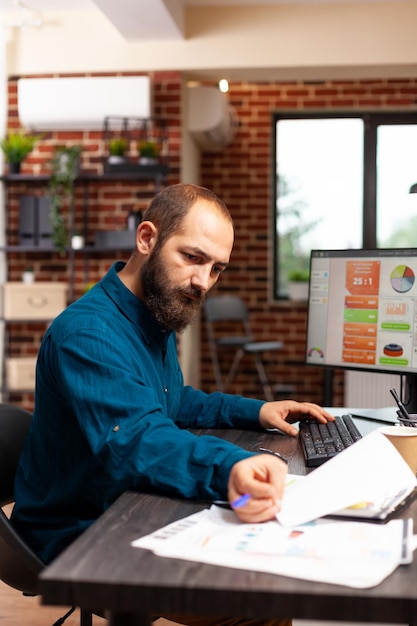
[0, 404, 44, 594]
[204, 295, 250, 323]
[0, 404, 32, 506]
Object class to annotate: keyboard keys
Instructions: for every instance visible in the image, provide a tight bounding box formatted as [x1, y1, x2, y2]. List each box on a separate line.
[299, 414, 362, 467]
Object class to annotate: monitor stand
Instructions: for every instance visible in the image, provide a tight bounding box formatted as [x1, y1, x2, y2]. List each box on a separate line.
[403, 373, 417, 415]
[351, 407, 398, 424]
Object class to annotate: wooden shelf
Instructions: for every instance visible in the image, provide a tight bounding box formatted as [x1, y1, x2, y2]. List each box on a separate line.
[1, 167, 168, 397]
[1, 164, 169, 183]
[0, 244, 134, 253]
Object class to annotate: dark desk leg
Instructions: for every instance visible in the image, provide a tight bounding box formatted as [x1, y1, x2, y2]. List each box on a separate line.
[108, 611, 152, 626]
[323, 368, 333, 406]
[80, 610, 93, 626]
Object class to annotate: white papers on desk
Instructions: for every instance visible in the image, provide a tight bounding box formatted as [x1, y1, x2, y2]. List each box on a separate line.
[133, 431, 417, 589]
[277, 430, 417, 527]
[133, 506, 414, 588]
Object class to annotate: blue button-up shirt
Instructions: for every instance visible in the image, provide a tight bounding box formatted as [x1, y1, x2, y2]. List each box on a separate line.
[12, 262, 264, 563]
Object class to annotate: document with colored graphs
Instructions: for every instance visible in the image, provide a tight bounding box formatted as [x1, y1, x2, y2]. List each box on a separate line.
[133, 431, 417, 588]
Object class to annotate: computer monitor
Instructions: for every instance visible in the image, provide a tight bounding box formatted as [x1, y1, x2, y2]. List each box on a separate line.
[306, 248, 417, 414]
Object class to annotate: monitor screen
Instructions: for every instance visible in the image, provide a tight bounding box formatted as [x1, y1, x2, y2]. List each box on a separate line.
[306, 248, 417, 412]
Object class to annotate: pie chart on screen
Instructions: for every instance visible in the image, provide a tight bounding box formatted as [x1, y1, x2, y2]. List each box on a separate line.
[390, 265, 415, 293]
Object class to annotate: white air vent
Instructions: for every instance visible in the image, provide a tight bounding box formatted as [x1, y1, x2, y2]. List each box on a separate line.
[187, 86, 238, 151]
[18, 76, 152, 131]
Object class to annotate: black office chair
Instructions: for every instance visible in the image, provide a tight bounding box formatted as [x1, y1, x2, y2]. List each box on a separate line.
[0, 402, 93, 626]
[204, 295, 287, 401]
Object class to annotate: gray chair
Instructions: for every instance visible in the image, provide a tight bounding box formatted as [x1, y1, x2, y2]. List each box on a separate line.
[204, 295, 285, 401]
[0, 403, 93, 626]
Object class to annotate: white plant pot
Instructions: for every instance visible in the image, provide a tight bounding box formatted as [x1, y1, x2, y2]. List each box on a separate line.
[22, 270, 34, 284]
[287, 281, 309, 301]
[139, 157, 158, 165]
[71, 234, 85, 250]
[108, 155, 126, 164]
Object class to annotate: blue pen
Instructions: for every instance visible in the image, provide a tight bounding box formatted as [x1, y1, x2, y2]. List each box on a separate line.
[231, 493, 251, 509]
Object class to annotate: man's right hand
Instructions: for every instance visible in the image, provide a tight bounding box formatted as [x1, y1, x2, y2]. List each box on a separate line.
[227, 453, 288, 523]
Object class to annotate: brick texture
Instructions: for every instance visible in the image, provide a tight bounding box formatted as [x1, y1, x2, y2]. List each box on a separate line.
[4, 71, 181, 410]
[198, 78, 417, 406]
[5, 75, 417, 411]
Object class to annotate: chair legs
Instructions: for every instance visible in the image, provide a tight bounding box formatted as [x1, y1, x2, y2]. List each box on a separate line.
[52, 607, 77, 626]
[51, 607, 93, 626]
[224, 348, 244, 393]
[207, 336, 225, 392]
[253, 355, 275, 402]
[223, 349, 275, 401]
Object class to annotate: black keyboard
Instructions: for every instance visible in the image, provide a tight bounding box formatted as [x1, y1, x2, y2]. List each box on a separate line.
[299, 414, 362, 467]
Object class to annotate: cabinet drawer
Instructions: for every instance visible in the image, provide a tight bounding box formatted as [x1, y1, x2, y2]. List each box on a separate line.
[2, 282, 68, 320]
[6, 357, 37, 390]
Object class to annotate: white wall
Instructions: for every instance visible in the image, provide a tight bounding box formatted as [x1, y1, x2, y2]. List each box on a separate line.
[178, 78, 202, 388]
[2, 3, 417, 81]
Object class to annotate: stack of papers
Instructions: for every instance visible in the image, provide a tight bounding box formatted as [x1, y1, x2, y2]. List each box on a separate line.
[133, 430, 417, 588]
[277, 429, 417, 526]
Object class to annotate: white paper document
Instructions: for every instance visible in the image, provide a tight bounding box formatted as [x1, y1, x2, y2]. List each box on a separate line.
[133, 430, 417, 589]
[133, 505, 414, 588]
[284, 473, 417, 522]
[277, 430, 417, 527]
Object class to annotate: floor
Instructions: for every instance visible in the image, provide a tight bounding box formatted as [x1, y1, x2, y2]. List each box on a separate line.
[0, 576, 196, 625]
[0, 578, 105, 625]
[0, 580, 406, 626]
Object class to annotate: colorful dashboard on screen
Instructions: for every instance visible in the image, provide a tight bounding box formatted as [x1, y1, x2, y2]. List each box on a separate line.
[306, 249, 417, 376]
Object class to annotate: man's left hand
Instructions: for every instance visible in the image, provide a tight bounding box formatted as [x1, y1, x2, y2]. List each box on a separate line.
[259, 400, 335, 436]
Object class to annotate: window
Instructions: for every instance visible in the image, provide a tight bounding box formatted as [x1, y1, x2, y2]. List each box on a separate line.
[273, 112, 417, 298]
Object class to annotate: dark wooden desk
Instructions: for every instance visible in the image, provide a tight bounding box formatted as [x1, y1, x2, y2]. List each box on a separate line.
[39, 424, 417, 626]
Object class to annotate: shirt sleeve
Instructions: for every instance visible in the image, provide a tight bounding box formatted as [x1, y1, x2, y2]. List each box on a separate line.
[38, 324, 256, 504]
[176, 385, 265, 430]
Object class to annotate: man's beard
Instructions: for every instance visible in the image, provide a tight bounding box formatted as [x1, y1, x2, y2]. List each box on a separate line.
[141, 249, 205, 333]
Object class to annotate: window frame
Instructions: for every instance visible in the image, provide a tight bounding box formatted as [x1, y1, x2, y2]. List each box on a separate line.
[272, 111, 417, 300]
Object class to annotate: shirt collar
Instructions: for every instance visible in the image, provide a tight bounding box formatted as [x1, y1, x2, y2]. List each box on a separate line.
[101, 261, 172, 348]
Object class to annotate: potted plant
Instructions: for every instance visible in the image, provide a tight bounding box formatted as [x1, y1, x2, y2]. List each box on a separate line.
[47, 145, 82, 253]
[137, 139, 161, 165]
[108, 137, 128, 164]
[287, 269, 310, 301]
[0, 129, 42, 174]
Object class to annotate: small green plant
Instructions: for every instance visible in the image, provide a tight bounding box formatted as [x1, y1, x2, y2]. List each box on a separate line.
[0, 129, 42, 167]
[109, 137, 127, 157]
[47, 145, 83, 253]
[138, 139, 161, 159]
[288, 269, 310, 282]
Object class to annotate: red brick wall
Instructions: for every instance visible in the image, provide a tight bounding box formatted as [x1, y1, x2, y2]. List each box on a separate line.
[198, 78, 417, 406]
[4, 71, 181, 410]
[5, 75, 417, 410]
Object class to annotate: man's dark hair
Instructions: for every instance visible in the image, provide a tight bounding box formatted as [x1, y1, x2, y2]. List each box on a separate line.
[143, 183, 232, 248]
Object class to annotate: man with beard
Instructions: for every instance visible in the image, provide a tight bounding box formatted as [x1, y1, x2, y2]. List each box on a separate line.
[12, 184, 333, 626]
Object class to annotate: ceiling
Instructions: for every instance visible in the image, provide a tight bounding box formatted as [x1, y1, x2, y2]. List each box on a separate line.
[1, 0, 412, 40]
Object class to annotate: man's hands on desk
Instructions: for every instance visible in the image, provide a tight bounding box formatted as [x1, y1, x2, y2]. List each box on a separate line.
[227, 400, 334, 523]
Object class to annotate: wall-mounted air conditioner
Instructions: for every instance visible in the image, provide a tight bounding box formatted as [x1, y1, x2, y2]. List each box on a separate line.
[18, 76, 152, 131]
[187, 85, 238, 151]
